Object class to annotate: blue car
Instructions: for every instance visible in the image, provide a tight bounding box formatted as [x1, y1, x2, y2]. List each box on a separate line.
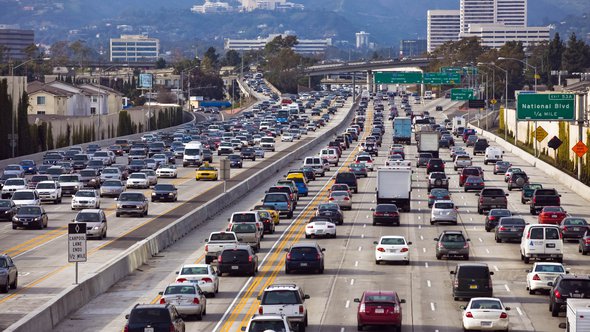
[19, 160, 37, 174]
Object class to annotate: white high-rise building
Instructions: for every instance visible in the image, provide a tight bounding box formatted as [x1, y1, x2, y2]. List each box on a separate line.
[460, 0, 495, 33]
[427, 10, 461, 53]
[355, 31, 370, 49]
[496, 0, 527, 26]
[461, 24, 549, 48]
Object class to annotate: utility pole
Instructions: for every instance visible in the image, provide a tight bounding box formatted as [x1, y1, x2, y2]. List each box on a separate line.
[577, 93, 586, 180]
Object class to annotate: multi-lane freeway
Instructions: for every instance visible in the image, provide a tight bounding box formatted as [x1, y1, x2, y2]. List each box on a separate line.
[39, 95, 590, 332]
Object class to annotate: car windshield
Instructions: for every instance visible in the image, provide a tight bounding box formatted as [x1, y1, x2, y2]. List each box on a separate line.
[375, 204, 398, 212]
[5, 179, 25, 186]
[264, 194, 287, 203]
[470, 299, 502, 310]
[434, 202, 454, 209]
[198, 166, 215, 171]
[17, 206, 40, 214]
[80, 170, 97, 177]
[0, 200, 11, 207]
[490, 209, 511, 216]
[535, 264, 565, 273]
[262, 290, 300, 305]
[330, 191, 349, 198]
[76, 212, 100, 222]
[5, 165, 20, 171]
[232, 223, 257, 233]
[381, 238, 405, 245]
[154, 184, 175, 191]
[76, 191, 96, 197]
[210, 233, 237, 241]
[318, 204, 338, 211]
[128, 308, 171, 324]
[103, 168, 118, 174]
[232, 213, 256, 223]
[499, 218, 526, 226]
[59, 176, 79, 182]
[164, 285, 196, 295]
[180, 266, 208, 275]
[457, 266, 489, 278]
[129, 174, 146, 179]
[103, 181, 122, 187]
[249, 320, 288, 332]
[119, 194, 144, 201]
[559, 280, 590, 293]
[564, 218, 587, 225]
[544, 207, 564, 212]
[12, 192, 35, 200]
[365, 294, 395, 303]
[289, 247, 318, 259]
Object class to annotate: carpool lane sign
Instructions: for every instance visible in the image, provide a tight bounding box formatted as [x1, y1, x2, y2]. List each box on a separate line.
[517, 93, 575, 121]
[68, 223, 87, 263]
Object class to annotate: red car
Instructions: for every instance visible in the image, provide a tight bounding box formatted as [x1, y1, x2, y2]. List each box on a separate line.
[354, 290, 405, 331]
[459, 167, 481, 187]
[538, 206, 568, 225]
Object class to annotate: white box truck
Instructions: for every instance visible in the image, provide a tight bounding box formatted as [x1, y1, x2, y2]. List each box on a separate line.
[452, 116, 465, 134]
[560, 299, 590, 331]
[182, 141, 203, 167]
[376, 167, 412, 212]
[418, 132, 440, 158]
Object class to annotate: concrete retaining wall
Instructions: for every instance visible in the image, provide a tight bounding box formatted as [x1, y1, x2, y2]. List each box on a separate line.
[6, 99, 358, 332]
[469, 124, 590, 202]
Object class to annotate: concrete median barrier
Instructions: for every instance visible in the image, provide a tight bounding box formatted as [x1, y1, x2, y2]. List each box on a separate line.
[6, 98, 357, 332]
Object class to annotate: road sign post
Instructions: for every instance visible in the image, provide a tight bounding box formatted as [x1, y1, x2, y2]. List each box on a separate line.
[220, 159, 230, 193]
[68, 223, 87, 284]
[516, 93, 575, 121]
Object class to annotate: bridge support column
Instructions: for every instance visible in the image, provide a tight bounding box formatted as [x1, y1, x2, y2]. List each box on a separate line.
[367, 70, 373, 95]
[308, 75, 311, 89]
[352, 73, 356, 102]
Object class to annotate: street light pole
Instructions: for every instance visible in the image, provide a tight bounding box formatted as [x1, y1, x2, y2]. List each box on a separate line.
[479, 62, 508, 141]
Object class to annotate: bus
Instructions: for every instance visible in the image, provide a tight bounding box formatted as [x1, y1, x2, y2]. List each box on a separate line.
[277, 110, 290, 124]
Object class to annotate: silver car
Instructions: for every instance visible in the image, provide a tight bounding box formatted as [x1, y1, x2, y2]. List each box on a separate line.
[74, 209, 107, 239]
[100, 179, 125, 198]
[115, 192, 148, 217]
[328, 190, 352, 210]
[159, 283, 207, 319]
[0, 254, 18, 293]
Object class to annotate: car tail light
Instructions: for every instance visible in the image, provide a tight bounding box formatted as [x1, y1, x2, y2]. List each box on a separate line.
[299, 305, 304, 314]
[428, 195, 435, 199]
[393, 305, 400, 314]
[248, 255, 253, 262]
[169, 324, 175, 332]
[438, 242, 444, 248]
[124, 324, 129, 332]
[286, 253, 291, 260]
[454, 279, 458, 288]
[307, 224, 314, 229]
[500, 312, 508, 319]
[526, 231, 531, 239]
[489, 216, 496, 221]
[217, 255, 222, 263]
[176, 278, 187, 283]
[465, 312, 473, 318]
[259, 306, 263, 314]
[160, 298, 166, 304]
[344, 197, 350, 200]
[359, 303, 366, 313]
[532, 197, 537, 204]
[400, 248, 409, 253]
[532, 274, 541, 281]
[498, 226, 506, 231]
[328, 224, 335, 228]
[316, 253, 321, 260]
[201, 277, 213, 283]
[377, 247, 385, 252]
[329, 197, 334, 200]
[205, 245, 208, 252]
[463, 243, 469, 249]
[563, 226, 568, 231]
[585, 238, 590, 244]
[193, 297, 200, 304]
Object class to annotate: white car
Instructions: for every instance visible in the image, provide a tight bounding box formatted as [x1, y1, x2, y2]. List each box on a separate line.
[11, 189, 40, 206]
[374, 235, 411, 265]
[243, 314, 294, 332]
[430, 200, 458, 225]
[100, 167, 122, 181]
[159, 283, 207, 319]
[355, 154, 374, 171]
[140, 169, 158, 186]
[175, 264, 219, 296]
[1, 178, 28, 198]
[152, 154, 168, 166]
[281, 133, 294, 142]
[526, 262, 567, 294]
[305, 218, 336, 238]
[461, 297, 510, 331]
[71, 189, 100, 210]
[126, 173, 149, 189]
[156, 164, 178, 178]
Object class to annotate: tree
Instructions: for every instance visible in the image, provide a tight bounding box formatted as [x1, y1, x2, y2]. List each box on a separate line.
[548, 33, 565, 72]
[562, 33, 590, 74]
[69, 40, 91, 68]
[203, 47, 220, 71]
[221, 50, 242, 67]
[0, 79, 11, 159]
[156, 57, 167, 69]
[16, 92, 32, 156]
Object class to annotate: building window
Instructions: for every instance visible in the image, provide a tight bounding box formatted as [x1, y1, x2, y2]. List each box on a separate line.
[91, 96, 98, 103]
[37, 96, 46, 105]
[36, 111, 45, 115]
[90, 107, 96, 115]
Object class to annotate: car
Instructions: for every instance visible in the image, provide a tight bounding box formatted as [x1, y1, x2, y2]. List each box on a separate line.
[503, 167, 522, 182]
[0, 254, 17, 293]
[526, 262, 567, 294]
[195, 163, 219, 181]
[27, 174, 50, 189]
[3, 164, 24, 178]
[427, 188, 451, 208]
[126, 172, 150, 189]
[201, 149, 213, 163]
[328, 190, 352, 210]
[175, 264, 219, 296]
[240, 147, 256, 161]
[35, 180, 62, 204]
[484, 209, 512, 232]
[417, 153, 433, 168]
[253, 147, 266, 159]
[466, 135, 478, 147]
[1, 178, 28, 199]
[451, 263, 494, 300]
[12, 205, 48, 229]
[494, 217, 526, 243]
[521, 183, 543, 204]
[579, 229, 590, 255]
[476, 188, 509, 214]
[11, 189, 40, 206]
[151, 184, 178, 202]
[115, 192, 149, 217]
[228, 154, 243, 168]
[538, 206, 568, 225]
[156, 164, 178, 178]
[334, 172, 357, 194]
[549, 274, 590, 317]
[71, 189, 100, 210]
[435, 230, 470, 260]
[454, 155, 472, 170]
[0, 199, 17, 221]
[559, 217, 589, 240]
[426, 158, 444, 174]
[348, 163, 368, 178]
[354, 290, 405, 332]
[430, 200, 458, 225]
[464, 176, 485, 192]
[371, 204, 400, 226]
[284, 241, 325, 274]
[315, 203, 344, 225]
[355, 154, 374, 171]
[305, 217, 336, 238]
[493, 161, 511, 175]
[74, 209, 107, 239]
[460, 297, 510, 331]
[257, 283, 309, 331]
[427, 172, 449, 192]
[300, 167, 316, 181]
[158, 282, 206, 320]
[374, 235, 411, 265]
[217, 245, 258, 276]
[19, 160, 37, 174]
[140, 169, 158, 186]
[124, 303, 185, 332]
[281, 133, 294, 142]
[507, 171, 529, 191]
[241, 314, 295, 332]
[100, 179, 125, 197]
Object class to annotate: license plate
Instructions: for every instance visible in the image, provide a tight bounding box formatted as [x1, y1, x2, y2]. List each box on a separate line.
[316, 230, 323, 234]
[574, 227, 580, 231]
[470, 285, 478, 289]
[552, 215, 557, 218]
[547, 243, 556, 248]
[481, 321, 492, 327]
[231, 266, 239, 270]
[511, 228, 518, 232]
[388, 249, 397, 253]
[448, 251, 458, 254]
[23, 222, 29, 225]
[572, 293, 583, 298]
[144, 328, 154, 332]
[300, 263, 308, 267]
[375, 308, 384, 314]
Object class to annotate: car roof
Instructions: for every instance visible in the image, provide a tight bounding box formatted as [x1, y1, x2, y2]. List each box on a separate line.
[441, 230, 463, 235]
[181, 264, 209, 268]
[457, 263, 489, 268]
[363, 290, 397, 296]
[78, 209, 101, 213]
[291, 241, 320, 248]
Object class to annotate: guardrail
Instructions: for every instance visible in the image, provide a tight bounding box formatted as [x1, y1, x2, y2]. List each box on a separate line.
[6, 99, 359, 332]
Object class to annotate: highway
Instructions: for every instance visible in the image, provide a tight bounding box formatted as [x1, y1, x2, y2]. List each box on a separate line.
[46, 95, 590, 332]
[0, 98, 354, 330]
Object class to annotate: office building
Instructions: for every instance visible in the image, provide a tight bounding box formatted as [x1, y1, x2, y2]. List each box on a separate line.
[110, 35, 160, 62]
[496, 0, 527, 26]
[355, 31, 370, 49]
[399, 39, 427, 58]
[461, 24, 550, 48]
[0, 29, 34, 60]
[460, 0, 496, 33]
[224, 35, 331, 54]
[427, 10, 461, 53]
[191, 1, 233, 13]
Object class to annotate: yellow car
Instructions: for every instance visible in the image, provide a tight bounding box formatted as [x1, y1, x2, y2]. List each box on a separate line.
[195, 163, 218, 181]
[253, 205, 280, 225]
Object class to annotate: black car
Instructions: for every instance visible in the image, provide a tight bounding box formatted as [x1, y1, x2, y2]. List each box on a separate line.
[334, 172, 358, 193]
[202, 149, 213, 163]
[79, 169, 101, 189]
[372, 204, 400, 226]
[451, 263, 494, 301]
[426, 158, 445, 174]
[0, 199, 16, 221]
[473, 138, 489, 155]
[316, 203, 344, 225]
[218, 245, 258, 276]
[125, 303, 185, 332]
[484, 209, 512, 232]
[151, 184, 178, 202]
[417, 153, 433, 168]
[228, 155, 243, 168]
[240, 147, 256, 161]
[0, 254, 18, 293]
[549, 275, 590, 316]
[560, 217, 589, 240]
[300, 167, 316, 181]
[285, 241, 325, 274]
[12, 205, 48, 230]
[128, 160, 147, 173]
[494, 217, 526, 243]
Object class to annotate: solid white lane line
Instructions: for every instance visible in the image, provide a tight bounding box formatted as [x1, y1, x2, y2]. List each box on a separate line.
[427, 280, 431, 287]
[431, 302, 436, 311]
[504, 284, 511, 292]
[345, 300, 350, 308]
[516, 307, 523, 316]
[358, 246, 362, 251]
[350, 279, 355, 286]
[494, 265, 499, 272]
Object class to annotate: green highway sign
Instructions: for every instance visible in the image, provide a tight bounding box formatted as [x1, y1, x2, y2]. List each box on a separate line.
[424, 72, 461, 85]
[375, 71, 422, 84]
[451, 88, 474, 101]
[516, 93, 575, 121]
[440, 66, 463, 75]
[463, 67, 478, 75]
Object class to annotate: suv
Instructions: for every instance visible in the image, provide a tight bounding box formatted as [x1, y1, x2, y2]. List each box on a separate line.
[507, 172, 529, 191]
[426, 158, 444, 174]
[427, 172, 449, 192]
[240, 147, 256, 161]
[450, 263, 494, 301]
[334, 172, 358, 194]
[35, 181, 62, 204]
[285, 242, 325, 274]
[434, 230, 470, 260]
[549, 275, 590, 317]
[124, 303, 185, 332]
[473, 138, 489, 155]
[476, 188, 508, 214]
[242, 314, 295, 332]
[258, 284, 310, 330]
[218, 245, 258, 276]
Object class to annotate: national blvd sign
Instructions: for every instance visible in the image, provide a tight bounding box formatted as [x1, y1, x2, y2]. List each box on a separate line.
[517, 93, 575, 121]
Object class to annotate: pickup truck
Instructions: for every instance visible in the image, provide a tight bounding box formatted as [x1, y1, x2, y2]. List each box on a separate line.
[476, 188, 509, 214]
[229, 223, 261, 252]
[204, 231, 240, 264]
[530, 188, 561, 215]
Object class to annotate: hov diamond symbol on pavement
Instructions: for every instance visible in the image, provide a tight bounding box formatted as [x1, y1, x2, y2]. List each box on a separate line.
[572, 141, 588, 158]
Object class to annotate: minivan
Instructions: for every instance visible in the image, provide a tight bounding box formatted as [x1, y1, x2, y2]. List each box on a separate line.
[473, 138, 489, 155]
[520, 224, 563, 263]
[335, 172, 358, 194]
[450, 263, 494, 301]
[303, 156, 326, 176]
[484, 147, 503, 165]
